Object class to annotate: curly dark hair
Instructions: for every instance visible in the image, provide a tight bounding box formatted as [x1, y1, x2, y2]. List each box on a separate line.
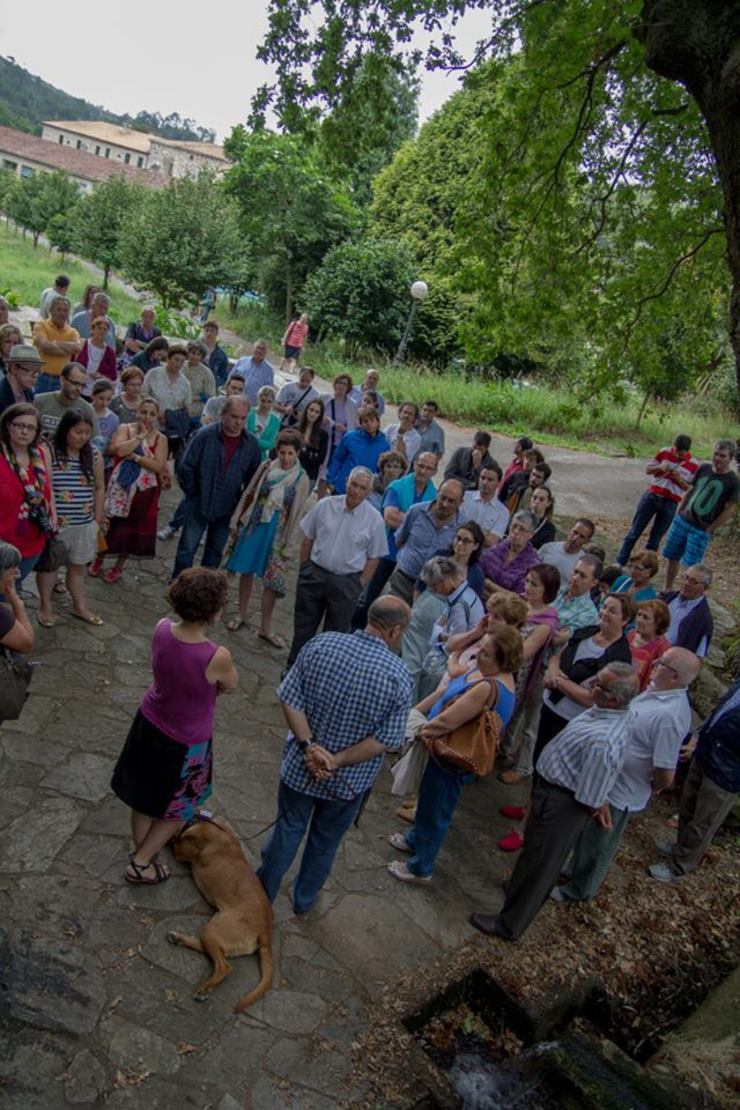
[168, 568, 228, 623]
[53, 410, 95, 481]
[276, 429, 303, 453]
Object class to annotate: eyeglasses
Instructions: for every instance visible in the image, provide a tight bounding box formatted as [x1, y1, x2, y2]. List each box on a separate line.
[11, 422, 38, 432]
[454, 535, 475, 545]
[593, 680, 615, 695]
[16, 366, 40, 375]
[655, 659, 679, 677]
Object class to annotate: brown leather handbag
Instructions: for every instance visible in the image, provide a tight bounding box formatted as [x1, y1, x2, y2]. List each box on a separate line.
[429, 681, 502, 778]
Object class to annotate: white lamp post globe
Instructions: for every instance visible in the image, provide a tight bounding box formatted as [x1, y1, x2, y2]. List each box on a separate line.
[410, 280, 429, 301]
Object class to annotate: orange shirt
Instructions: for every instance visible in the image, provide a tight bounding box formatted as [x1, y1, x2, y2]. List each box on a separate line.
[33, 319, 81, 378]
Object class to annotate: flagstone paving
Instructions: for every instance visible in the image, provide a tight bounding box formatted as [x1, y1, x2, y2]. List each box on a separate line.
[0, 494, 531, 1109]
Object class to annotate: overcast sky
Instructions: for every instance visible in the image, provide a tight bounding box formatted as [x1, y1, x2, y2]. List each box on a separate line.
[2, 2, 493, 140]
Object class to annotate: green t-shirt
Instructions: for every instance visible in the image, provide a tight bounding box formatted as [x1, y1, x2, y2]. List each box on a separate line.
[680, 464, 739, 530]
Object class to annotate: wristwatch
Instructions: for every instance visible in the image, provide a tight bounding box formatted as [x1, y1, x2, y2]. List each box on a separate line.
[295, 736, 315, 753]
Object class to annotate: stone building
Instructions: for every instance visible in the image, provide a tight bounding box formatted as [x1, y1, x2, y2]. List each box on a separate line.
[0, 124, 166, 192]
[41, 121, 227, 178]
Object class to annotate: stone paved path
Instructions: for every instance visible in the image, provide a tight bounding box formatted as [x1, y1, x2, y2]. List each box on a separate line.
[1, 484, 535, 1109]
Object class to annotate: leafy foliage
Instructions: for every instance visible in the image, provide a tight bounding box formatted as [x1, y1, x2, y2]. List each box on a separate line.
[3, 171, 81, 248]
[254, 0, 740, 412]
[118, 174, 243, 308]
[303, 236, 417, 356]
[223, 128, 359, 321]
[73, 177, 142, 288]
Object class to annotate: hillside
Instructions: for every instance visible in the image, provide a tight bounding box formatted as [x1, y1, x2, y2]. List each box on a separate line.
[0, 55, 215, 142]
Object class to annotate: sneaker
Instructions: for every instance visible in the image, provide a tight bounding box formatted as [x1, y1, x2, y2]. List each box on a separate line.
[648, 862, 682, 883]
[388, 832, 412, 854]
[498, 829, 524, 852]
[157, 525, 176, 541]
[655, 840, 675, 858]
[387, 860, 431, 885]
[500, 805, 526, 821]
[549, 885, 572, 902]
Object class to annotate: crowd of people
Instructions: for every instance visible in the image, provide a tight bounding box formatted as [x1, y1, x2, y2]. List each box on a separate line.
[1, 277, 739, 943]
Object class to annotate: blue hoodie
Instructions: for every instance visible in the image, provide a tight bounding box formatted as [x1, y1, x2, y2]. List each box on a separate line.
[327, 428, 390, 493]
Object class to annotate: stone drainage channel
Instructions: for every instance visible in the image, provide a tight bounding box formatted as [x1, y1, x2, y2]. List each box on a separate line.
[403, 967, 725, 1109]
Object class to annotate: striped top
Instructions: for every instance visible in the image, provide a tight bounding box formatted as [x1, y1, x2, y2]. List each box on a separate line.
[536, 706, 634, 809]
[52, 450, 99, 528]
[285, 318, 309, 348]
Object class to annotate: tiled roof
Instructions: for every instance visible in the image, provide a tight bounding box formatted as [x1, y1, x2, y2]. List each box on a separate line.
[43, 120, 152, 153]
[156, 138, 227, 162]
[0, 126, 167, 187]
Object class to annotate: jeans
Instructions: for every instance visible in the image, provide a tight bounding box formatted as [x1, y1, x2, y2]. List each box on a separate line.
[617, 491, 677, 564]
[257, 780, 363, 912]
[18, 552, 42, 584]
[167, 496, 188, 532]
[171, 503, 230, 579]
[405, 757, 475, 878]
[34, 372, 60, 395]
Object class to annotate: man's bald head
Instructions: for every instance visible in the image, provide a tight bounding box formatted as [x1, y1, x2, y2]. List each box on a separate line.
[368, 595, 411, 634]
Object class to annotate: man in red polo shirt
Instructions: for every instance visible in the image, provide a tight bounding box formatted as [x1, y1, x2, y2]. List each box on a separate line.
[617, 434, 698, 566]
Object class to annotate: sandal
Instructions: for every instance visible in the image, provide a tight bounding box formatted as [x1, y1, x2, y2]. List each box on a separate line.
[226, 617, 247, 633]
[103, 566, 123, 584]
[53, 581, 67, 595]
[88, 556, 104, 578]
[125, 856, 170, 885]
[257, 631, 286, 649]
[37, 614, 55, 629]
[71, 611, 104, 626]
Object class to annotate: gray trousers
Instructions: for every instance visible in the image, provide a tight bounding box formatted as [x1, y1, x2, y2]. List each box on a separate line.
[498, 779, 590, 939]
[501, 678, 544, 774]
[287, 560, 362, 666]
[387, 566, 416, 606]
[672, 759, 736, 875]
[562, 804, 631, 901]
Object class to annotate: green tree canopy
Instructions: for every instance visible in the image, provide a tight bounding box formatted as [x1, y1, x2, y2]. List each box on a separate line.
[73, 176, 142, 289]
[118, 174, 243, 308]
[223, 127, 359, 322]
[304, 236, 417, 356]
[255, 0, 740, 410]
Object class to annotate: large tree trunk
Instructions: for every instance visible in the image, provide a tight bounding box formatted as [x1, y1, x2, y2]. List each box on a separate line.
[639, 0, 740, 410]
[103, 265, 110, 291]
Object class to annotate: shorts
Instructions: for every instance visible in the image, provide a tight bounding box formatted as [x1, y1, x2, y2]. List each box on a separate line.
[59, 521, 98, 565]
[662, 514, 710, 566]
[284, 344, 302, 359]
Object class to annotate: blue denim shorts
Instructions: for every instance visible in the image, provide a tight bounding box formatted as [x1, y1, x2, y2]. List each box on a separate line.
[662, 514, 710, 566]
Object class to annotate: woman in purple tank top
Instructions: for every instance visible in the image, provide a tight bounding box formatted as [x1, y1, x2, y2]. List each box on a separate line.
[111, 568, 238, 884]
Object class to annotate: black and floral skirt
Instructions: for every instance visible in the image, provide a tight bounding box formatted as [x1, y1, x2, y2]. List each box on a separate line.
[111, 709, 212, 820]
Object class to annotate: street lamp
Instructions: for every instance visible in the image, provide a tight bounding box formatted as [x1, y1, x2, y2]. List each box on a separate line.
[394, 280, 429, 364]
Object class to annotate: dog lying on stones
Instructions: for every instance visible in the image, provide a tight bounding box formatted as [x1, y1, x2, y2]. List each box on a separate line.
[168, 817, 273, 1011]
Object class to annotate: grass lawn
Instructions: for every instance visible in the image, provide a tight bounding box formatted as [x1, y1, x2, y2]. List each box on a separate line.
[213, 303, 737, 458]
[0, 221, 142, 322]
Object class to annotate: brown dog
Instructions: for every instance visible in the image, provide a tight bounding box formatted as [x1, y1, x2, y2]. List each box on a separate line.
[168, 818, 273, 1012]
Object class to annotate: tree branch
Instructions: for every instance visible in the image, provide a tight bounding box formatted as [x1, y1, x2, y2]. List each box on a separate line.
[443, 0, 554, 73]
[626, 227, 724, 333]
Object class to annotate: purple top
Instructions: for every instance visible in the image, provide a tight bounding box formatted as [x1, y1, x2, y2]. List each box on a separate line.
[140, 619, 218, 746]
[479, 539, 539, 595]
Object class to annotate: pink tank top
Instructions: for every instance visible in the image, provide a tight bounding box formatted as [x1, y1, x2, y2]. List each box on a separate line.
[140, 619, 219, 745]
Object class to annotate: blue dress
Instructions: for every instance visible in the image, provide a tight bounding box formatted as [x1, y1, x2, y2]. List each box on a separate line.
[227, 482, 297, 582]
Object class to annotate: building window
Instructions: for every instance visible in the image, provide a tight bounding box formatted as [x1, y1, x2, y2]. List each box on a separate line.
[58, 135, 64, 145]
[105, 148, 110, 159]
[20, 166, 35, 179]
[95, 145, 100, 155]
[3, 159, 18, 171]
[76, 139, 82, 149]
[124, 152, 131, 164]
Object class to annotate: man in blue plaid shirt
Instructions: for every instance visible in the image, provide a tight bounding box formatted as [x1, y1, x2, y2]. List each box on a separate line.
[257, 596, 413, 914]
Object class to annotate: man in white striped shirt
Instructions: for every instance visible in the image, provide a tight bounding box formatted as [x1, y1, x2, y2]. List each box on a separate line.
[470, 662, 639, 940]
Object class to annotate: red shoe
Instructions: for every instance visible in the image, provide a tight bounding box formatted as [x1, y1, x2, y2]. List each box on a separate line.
[500, 805, 526, 821]
[88, 556, 104, 577]
[498, 829, 524, 852]
[104, 565, 123, 584]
